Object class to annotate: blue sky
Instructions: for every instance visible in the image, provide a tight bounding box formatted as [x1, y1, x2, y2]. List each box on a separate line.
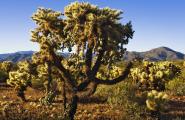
[0, 0, 184, 53]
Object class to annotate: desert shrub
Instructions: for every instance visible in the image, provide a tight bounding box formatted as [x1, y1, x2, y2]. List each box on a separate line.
[0, 70, 8, 83]
[31, 78, 45, 90]
[166, 61, 185, 96]
[39, 91, 57, 105]
[166, 77, 185, 96]
[95, 80, 152, 120]
[95, 80, 132, 105]
[180, 65, 185, 78]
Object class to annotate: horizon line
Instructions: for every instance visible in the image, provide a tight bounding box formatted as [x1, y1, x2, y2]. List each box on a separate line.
[0, 46, 184, 54]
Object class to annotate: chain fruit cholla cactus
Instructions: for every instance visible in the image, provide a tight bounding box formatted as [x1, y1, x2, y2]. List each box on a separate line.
[36, 62, 53, 93]
[0, 61, 13, 73]
[96, 65, 123, 80]
[7, 61, 33, 101]
[31, 2, 134, 119]
[130, 61, 180, 91]
[130, 61, 180, 113]
[0, 61, 13, 82]
[146, 90, 168, 111]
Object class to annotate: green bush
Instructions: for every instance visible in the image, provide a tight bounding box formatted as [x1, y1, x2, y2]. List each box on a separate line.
[166, 77, 185, 96]
[95, 80, 151, 120]
[165, 61, 185, 96]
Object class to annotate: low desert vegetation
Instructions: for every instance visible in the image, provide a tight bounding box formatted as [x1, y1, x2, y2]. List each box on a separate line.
[0, 60, 185, 119]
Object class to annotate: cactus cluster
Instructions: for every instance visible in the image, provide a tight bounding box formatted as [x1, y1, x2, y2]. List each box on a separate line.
[146, 90, 168, 111]
[130, 61, 180, 112]
[0, 61, 13, 73]
[96, 66, 123, 80]
[7, 61, 33, 101]
[130, 61, 180, 91]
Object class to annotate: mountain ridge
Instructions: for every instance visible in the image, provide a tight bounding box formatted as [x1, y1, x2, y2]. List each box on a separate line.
[124, 46, 185, 61]
[0, 47, 184, 62]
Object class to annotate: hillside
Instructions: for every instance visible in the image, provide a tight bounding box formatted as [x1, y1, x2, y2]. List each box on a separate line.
[123, 46, 185, 61]
[0, 51, 34, 63]
[0, 51, 69, 63]
[0, 47, 184, 62]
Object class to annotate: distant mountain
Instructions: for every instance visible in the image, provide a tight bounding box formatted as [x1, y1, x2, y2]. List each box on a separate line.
[0, 47, 184, 62]
[0, 51, 34, 63]
[123, 47, 185, 61]
[0, 51, 70, 63]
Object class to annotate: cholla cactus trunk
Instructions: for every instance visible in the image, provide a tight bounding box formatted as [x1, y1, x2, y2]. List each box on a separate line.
[17, 86, 26, 102]
[46, 62, 52, 94]
[150, 111, 161, 119]
[63, 80, 67, 111]
[64, 94, 78, 120]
